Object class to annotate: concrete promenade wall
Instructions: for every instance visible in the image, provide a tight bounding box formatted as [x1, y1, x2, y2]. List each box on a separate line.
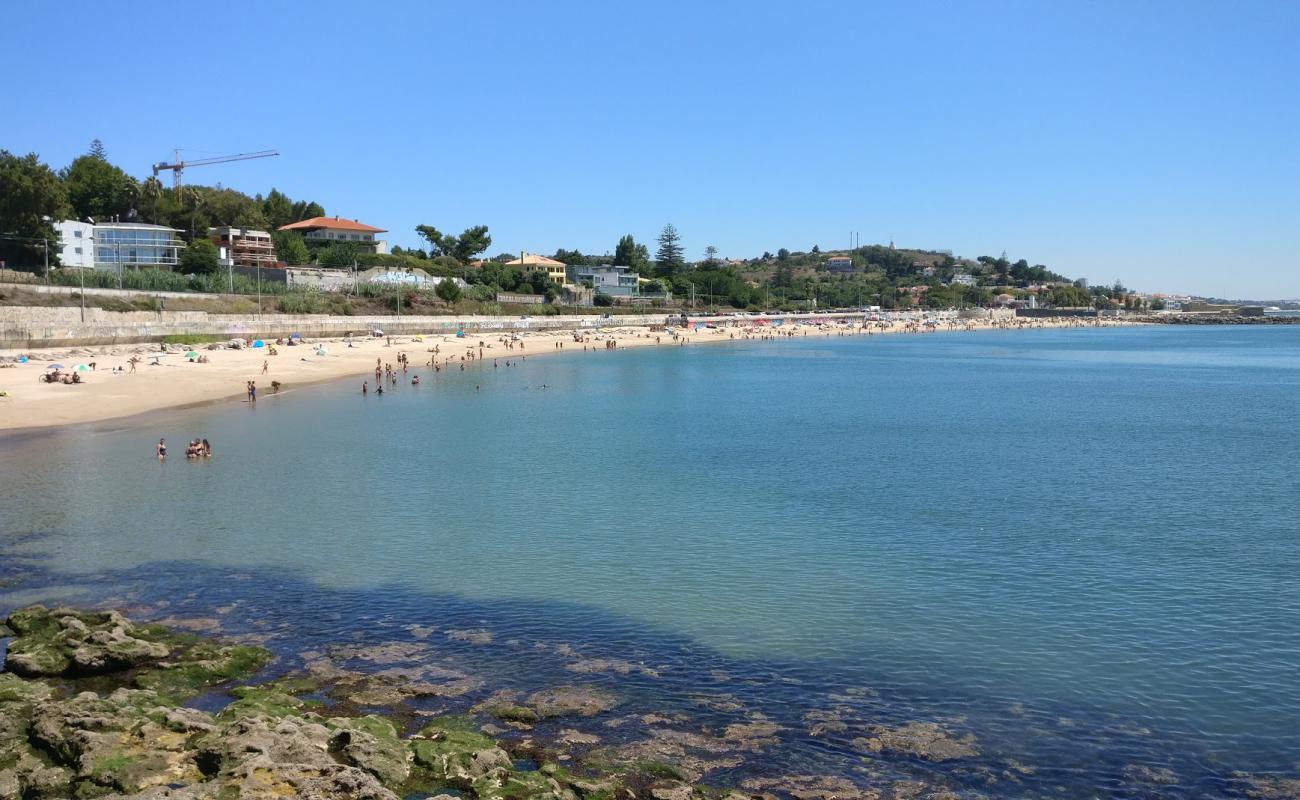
[1, 306, 934, 349]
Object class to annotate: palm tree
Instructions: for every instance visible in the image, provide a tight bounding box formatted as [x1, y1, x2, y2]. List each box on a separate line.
[140, 176, 164, 224]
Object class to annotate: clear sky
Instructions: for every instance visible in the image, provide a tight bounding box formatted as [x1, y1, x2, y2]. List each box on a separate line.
[7, 1, 1298, 298]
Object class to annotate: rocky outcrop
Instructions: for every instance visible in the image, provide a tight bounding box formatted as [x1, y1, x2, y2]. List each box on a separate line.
[0, 607, 897, 800]
[3, 605, 269, 700]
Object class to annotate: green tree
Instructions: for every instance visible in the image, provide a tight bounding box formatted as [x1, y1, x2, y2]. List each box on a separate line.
[272, 231, 309, 265]
[415, 224, 491, 263]
[137, 176, 166, 224]
[0, 150, 69, 268]
[451, 225, 491, 263]
[613, 234, 650, 272]
[776, 248, 790, 262]
[434, 278, 464, 303]
[415, 224, 448, 257]
[179, 239, 220, 275]
[655, 223, 685, 278]
[704, 245, 718, 265]
[290, 200, 325, 221]
[262, 188, 294, 229]
[318, 241, 360, 268]
[61, 145, 136, 221]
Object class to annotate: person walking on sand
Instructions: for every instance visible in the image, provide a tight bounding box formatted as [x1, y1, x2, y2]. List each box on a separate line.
[262, 359, 268, 375]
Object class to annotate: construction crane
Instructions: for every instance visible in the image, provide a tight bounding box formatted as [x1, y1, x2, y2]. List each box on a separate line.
[151, 149, 279, 196]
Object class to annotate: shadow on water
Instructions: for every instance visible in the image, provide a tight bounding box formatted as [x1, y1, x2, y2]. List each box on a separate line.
[0, 552, 1278, 799]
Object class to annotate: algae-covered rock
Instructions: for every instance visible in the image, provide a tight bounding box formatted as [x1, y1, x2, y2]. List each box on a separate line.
[134, 641, 271, 702]
[2, 606, 269, 699]
[4, 607, 164, 678]
[27, 687, 207, 795]
[216, 682, 321, 720]
[330, 715, 410, 786]
[410, 721, 513, 786]
[0, 672, 54, 704]
[473, 767, 580, 800]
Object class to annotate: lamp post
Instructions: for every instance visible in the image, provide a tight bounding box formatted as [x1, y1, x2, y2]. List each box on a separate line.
[40, 215, 52, 284]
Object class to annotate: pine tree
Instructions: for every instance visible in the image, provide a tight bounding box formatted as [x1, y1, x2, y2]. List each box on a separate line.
[655, 223, 685, 278]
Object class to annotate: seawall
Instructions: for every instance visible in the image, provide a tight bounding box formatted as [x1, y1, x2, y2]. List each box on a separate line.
[0, 305, 955, 349]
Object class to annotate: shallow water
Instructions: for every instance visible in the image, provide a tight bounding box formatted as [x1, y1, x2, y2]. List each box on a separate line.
[3, 325, 1299, 797]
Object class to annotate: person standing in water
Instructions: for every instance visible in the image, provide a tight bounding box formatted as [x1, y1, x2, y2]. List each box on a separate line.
[362, 381, 368, 395]
[157, 438, 167, 459]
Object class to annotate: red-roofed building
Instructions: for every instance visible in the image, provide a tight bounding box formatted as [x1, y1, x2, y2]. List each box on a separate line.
[278, 216, 388, 254]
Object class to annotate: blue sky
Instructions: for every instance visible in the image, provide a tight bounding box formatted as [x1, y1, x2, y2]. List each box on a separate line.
[7, 1, 1298, 298]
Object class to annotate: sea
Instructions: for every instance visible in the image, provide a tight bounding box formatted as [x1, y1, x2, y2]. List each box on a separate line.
[2, 324, 1298, 798]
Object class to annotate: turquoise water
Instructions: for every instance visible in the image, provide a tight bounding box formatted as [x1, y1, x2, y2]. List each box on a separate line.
[3, 325, 1299, 796]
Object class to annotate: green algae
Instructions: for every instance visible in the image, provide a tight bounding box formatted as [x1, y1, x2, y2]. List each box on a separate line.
[133, 643, 271, 702]
[217, 683, 321, 719]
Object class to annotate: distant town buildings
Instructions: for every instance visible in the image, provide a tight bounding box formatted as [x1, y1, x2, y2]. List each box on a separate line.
[54, 220, 185, 271]
[277, 216, 388, 255]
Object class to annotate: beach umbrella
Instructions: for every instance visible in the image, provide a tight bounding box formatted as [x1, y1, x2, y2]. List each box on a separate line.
[76, 365, 89, 372]
[17, 356, 27, 363]
[185, 351, 199, 361]
[252, 340, 264, 348]
[289, 332, 302, 341]
[48, 364, 64, 369]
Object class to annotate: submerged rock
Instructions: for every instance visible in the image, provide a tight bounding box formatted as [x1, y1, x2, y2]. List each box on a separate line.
[740, 774, 881, 800]
[1237, 774, 1300, 800]
[852, 721, 979, 762]
[527, 685, 619, 718]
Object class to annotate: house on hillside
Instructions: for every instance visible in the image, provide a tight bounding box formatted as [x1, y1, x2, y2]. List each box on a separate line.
[278, 216, 388, 255]
[825, 255, 854, 273]
[505, 253, 570, 287]
[948, 272, 977, 287]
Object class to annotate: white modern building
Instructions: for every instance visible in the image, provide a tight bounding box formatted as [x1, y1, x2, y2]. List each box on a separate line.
[568, 264, 640, 297]
[55, 220, 186, 271]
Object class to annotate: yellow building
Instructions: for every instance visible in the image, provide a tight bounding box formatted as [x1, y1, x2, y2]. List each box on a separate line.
[505, 253, 569, 287]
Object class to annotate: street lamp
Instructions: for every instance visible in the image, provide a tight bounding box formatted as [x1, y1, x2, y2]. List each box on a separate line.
[40, 215, 52, 283]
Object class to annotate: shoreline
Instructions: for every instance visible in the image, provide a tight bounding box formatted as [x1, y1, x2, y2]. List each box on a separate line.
[0, 315, 1138, 434]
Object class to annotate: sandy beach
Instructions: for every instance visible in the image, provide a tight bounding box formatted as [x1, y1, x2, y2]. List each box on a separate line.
[0, 315, 1133, 433]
